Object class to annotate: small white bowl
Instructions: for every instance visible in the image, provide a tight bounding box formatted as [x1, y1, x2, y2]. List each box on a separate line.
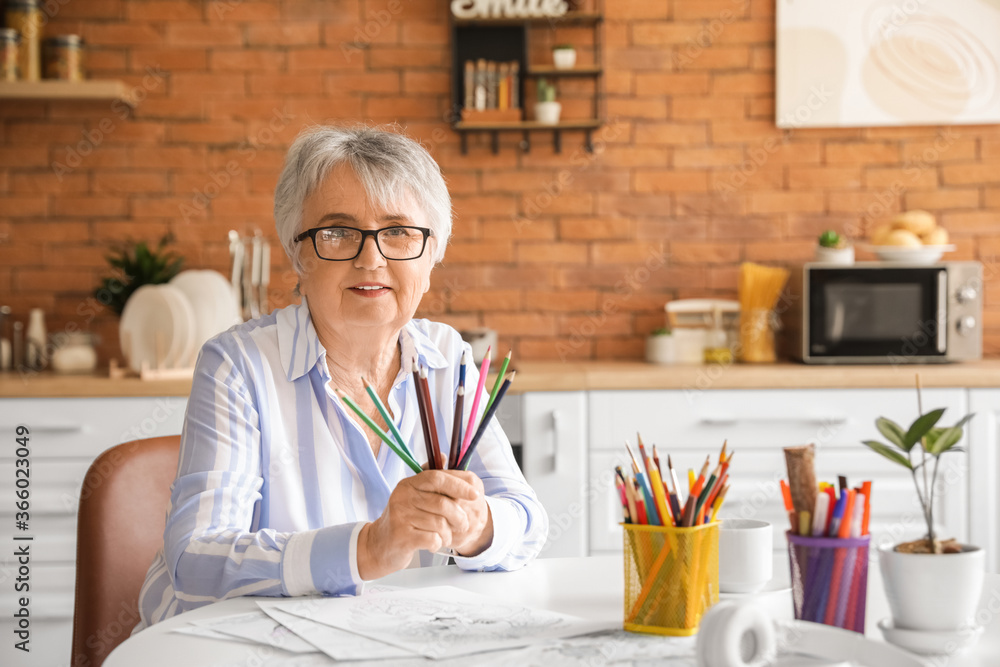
[863, 244, 956, 264]
[878, 618, 983, 656]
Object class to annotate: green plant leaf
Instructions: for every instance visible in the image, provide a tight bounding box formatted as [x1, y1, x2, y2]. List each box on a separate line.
[924, 414, 974, 455]
[904, 408, 945, 450]
[875, 417, 907, 450]
[863, 440, 912, 469]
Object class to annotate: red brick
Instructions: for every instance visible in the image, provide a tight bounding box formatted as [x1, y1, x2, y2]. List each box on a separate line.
[369, 47, 447, 68]
[592, 241, 667, 264]
[0, 147, 49, 168]
[634, 72, 710, 95]
[172, 73, 247, 97]
[84, 23, 164, 46]
[523, 290, 599, 311]
[12, 221, 90, 243]
[606, 0, 670, 19]
[865, 166, 938, 189]
[749, 191, 824, 214]
[674, 146, 743, 168]
[2, 196, 47, 217]
[634, 122, 708, 145]
[166, 122, 247, 144]
[673, 97, 745, 120]
[679, 47, 750, 70]
[745, 240, 815, 262]
[126, 1, 203, 20]
[482, 313, 556, 336]
[609, 48, 670, 71]
[942, 163, 1000, 185]
[518, 242, 588, 264]
[94, 172, 168, 194]
[905, 189, 980, 210]
[446, 241, 514, 263]
[131, 48, 208, 72]
[51, 196, 128, 217]
[670, 241, 741, 264]
[826, 142, 899, 164]
[211, 50, 287, 72]
[288, 47, 366, 71]
[246, 22, 321, 46]
[788, 167, 862, 189]
[249, 73, 324, 95]
[401, 21, 448, 45]
[673, 0, 748, 20]
[14, 269, 95, 292]
[634, 169, 709, 193]
[402, 71, 450, 95]
[941, 211, 1000, 235]
[207, 1, 281, 21]
[10, 172, 88, 194]
[325, 72, 400, 94]
[449, 289, 521, 312]
[164, 23, 243, 46]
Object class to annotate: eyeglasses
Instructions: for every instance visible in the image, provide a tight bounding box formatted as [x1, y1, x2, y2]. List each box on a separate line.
[294, 225, 433, 262]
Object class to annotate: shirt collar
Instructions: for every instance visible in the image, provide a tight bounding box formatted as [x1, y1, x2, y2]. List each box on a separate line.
[278, 300, 449, 382]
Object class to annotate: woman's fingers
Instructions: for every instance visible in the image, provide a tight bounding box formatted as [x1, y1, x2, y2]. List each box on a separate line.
[409, 470, 479, 501]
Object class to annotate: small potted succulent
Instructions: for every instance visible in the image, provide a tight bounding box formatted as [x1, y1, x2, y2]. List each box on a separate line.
[552, 44, 576, 69]
[645, 327, 675, 364]
[534, 78, 561, 125]
[815, 230, 854, 265]
[863, 380, 983, 653]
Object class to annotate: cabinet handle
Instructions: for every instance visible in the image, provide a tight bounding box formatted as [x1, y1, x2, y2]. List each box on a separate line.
[1, 424, 85, 433]
[550, 409, 563, 474]
[699, 416, 848, 426]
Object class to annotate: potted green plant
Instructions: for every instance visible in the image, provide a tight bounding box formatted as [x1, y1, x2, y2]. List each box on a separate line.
[862, 379, 983, 652]
[535, 78, 561, 125]
[644, 327, 674, 364]
[815, 230, 854, 265]
[95, 235, 185, 316]
[552, 43, 576, 69]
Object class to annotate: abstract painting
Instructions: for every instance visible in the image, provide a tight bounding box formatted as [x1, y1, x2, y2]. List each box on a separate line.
[776, 0, 1000, 128]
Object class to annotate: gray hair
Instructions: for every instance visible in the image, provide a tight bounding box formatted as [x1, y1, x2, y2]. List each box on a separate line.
[274, 124, 452, 273]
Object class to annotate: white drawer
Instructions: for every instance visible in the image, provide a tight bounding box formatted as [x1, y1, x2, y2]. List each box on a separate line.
[0, 458, 95, 517]
[0, 618, 73, 666]
[588, 388, 967, 451]
[0, 515, 77, 564]
[0, 397, 186, 459]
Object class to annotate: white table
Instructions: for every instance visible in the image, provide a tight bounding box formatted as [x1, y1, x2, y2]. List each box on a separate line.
[106, 555, 1000, 666]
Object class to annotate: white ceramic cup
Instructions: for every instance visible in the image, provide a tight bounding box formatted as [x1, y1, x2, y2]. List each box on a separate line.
[718, 519, 773, 594]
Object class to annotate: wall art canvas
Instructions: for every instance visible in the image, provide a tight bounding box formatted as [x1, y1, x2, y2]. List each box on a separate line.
[776, 0, 1000, 128]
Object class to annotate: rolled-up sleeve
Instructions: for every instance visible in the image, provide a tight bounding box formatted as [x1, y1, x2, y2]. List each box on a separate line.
[161, 339, 363, 612]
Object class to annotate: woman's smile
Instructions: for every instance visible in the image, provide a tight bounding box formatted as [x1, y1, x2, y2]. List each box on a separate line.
[349, 282, 392, 298]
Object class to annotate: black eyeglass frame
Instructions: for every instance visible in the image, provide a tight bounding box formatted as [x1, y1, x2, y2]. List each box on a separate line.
[293, 225, 433, 262]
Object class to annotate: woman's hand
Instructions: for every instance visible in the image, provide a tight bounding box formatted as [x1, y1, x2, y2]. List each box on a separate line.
[356, 471, 493, 580]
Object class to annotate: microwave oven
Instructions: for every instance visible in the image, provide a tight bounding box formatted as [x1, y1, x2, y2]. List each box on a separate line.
[783, 262, 983, 364]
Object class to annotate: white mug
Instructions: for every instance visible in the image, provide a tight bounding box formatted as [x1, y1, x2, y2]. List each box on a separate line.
[719, 519, 773, 594]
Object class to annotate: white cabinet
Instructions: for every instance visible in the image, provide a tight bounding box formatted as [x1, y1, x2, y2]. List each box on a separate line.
[0, 397, 186, 667]
[587, 388, 970, 557]
[519, 392, 589, 558]
[969, 389, 1000, 573]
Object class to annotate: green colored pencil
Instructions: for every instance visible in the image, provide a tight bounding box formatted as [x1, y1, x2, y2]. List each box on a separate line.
[362, 375, 414, 461]
[485, 349, 512, 413]
[335, 389, 422, 474]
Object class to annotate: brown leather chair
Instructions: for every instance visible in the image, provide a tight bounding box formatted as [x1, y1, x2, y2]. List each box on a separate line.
[71, 435, 180, 667]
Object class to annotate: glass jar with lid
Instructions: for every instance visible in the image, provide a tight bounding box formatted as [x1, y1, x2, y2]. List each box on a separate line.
[44, 34, 84, 80]
[4, 0, 42, 81]
[0, 28, 19, 81]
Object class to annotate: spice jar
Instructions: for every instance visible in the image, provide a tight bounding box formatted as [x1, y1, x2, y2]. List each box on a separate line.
[44, 34, 83, 80]
[0, 28, 19, 82]
[5, 0, 42, 81]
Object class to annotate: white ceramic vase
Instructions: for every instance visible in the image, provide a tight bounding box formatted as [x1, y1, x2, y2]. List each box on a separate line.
[814, 245, 855, 265]
[878, 543, 984, 631]
[553, 48, 576, 69]
[645, 335, 675, 364]
[534, 101, 561, 125]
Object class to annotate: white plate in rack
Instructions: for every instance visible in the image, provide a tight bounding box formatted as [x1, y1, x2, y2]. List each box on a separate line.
[170, 270, 241, 365]
[119, 285, 177, 373]
[157, 284, 196, 369]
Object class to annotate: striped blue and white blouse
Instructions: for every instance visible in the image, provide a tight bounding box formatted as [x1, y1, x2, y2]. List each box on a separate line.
[136, 300, 547, 630]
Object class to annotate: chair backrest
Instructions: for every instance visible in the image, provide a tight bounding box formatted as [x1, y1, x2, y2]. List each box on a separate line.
[71, 435, 180, 667]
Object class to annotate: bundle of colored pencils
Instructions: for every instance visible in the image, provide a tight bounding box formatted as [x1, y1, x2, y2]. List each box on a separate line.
[781, 445, 872, 538]
[334, 347, 514, 473]
[615, 435, 732, 527]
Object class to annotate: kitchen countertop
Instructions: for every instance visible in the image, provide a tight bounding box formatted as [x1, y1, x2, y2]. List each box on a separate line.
[3, 359, 1000, 398]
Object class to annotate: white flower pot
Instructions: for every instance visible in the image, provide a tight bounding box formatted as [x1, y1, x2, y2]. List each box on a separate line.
[645, 335, 675, 364]
[815, 245, 855, 265]
[553, 48, 576, 69]
[878, 543, 984, 632]
[534, 101, 561, 125]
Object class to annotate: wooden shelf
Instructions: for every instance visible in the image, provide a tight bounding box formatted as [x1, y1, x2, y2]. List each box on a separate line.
[526, 66, 602, 77]
[454, 119, 602, 154]
[0, 79, 133, 105]
[454, 12, 602, 27]
[454, 119, 601, 131]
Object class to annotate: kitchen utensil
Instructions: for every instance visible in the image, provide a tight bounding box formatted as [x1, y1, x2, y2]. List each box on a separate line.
[120, 285, 186, 373]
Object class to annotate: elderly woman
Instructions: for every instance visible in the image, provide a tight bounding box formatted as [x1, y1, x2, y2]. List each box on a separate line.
[136, 126, 547, 629]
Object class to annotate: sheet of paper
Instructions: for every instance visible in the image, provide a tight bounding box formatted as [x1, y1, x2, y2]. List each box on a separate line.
[486, 628, 698, 666]
[192, 610, 318, 653]
[264, 585, 615, 659]
[257, 603, 418, 661]
[172, 624, 259, 643]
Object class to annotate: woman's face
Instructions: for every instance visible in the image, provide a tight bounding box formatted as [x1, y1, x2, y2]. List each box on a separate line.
[297, 163, 436, 336]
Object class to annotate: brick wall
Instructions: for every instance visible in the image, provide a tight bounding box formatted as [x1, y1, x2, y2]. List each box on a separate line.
[2, 0, 999, 366]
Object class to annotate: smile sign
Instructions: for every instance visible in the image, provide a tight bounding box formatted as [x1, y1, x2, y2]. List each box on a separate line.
[451, 0, 569, 19]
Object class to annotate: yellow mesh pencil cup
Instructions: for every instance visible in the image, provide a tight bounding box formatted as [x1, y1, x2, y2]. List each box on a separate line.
[622, 521, 719, 636]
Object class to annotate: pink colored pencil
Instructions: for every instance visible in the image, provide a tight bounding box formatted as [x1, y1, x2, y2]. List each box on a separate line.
[460, 346, 491, 461]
